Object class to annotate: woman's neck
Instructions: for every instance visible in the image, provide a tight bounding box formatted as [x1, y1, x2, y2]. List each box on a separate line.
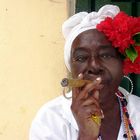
[99, 88, 119, 111]
[100, 97, 121, 140]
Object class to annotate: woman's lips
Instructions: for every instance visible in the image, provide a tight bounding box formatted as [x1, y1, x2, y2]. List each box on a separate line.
[84, 75, 110, 84]
[84, 77, 102, 83]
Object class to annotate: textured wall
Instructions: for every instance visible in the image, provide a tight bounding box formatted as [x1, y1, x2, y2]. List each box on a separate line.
[0, 0, 67, 139]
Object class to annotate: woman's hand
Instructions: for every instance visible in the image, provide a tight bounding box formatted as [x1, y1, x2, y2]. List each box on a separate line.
[71, 74, 104, 140]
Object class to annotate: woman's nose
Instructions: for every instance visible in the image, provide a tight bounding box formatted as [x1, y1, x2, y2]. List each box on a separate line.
[87, 57, 104, 75]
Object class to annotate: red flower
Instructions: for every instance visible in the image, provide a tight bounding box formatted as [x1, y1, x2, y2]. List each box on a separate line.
[123, 58, 140, 75]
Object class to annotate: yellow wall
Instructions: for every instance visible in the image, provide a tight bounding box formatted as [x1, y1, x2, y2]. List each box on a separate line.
[0, 0, 67, 139]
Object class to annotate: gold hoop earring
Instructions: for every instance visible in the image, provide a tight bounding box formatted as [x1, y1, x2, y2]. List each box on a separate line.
[62, 87, 72, 99]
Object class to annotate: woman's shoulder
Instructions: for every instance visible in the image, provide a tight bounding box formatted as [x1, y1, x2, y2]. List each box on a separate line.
[128, 94, 140, 138]
[29, 93, 78, 140]
[33, 93, 72, 121]
[128, 94, 140, 110]
[119, 87, 140, 111]
[119, 87, 140, 138]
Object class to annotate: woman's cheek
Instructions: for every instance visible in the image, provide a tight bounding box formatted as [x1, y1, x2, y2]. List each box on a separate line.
[110, 61, 123, 84]
[71, 63, 87, 78]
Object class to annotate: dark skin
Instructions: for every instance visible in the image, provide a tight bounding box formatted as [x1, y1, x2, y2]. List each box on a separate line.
[70, 29, 123, 140]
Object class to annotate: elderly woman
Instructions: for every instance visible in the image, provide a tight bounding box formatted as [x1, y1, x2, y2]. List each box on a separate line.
[30, 5, 140, 140]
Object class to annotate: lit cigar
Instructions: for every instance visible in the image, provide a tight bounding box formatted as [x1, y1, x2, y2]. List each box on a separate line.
[61, 78, 92, 88]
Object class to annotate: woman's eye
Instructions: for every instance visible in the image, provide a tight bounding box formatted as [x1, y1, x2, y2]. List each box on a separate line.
[100, 53, 114, 59]
[74, 55, 88, 62]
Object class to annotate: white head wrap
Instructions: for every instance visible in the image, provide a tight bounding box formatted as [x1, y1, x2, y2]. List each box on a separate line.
[62, 5, 120, 71]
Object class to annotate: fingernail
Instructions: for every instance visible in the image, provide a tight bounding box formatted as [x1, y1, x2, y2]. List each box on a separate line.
[95, 77, 102, 84]
[96, 77, 101, 81]
[101, 110, 104, 119]
[78, 73, 83, 78]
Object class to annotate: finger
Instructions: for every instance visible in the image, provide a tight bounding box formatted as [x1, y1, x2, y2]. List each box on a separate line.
[72, 73, 84, 100]
[78, 77, 102, 100]
[89, 108, 104, 119]
[72, 88, 79, 100]
[83, 105, 103, 117]
[93, 90, 100, 101]
[81, 96, 100, 108]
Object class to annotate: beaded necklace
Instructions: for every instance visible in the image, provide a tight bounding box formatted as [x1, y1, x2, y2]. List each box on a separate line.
[117, 91, 137, 140]
[98, 91, 137, 140]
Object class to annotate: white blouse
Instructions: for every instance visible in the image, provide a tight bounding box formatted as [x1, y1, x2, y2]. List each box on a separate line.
[29, 87, 140, 140]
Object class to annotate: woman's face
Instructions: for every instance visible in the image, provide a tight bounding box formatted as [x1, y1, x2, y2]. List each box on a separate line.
[70, 29, 123, 96]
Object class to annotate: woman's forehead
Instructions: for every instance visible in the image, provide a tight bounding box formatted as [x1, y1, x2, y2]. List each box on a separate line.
[72, 29, 112, 50]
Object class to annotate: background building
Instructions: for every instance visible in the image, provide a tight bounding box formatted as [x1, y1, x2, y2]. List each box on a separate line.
[0, 0, 68, 139]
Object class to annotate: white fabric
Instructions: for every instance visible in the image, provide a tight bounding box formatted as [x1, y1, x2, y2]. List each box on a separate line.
[62, 5, 120, 71]
[29, 87, 140, 140]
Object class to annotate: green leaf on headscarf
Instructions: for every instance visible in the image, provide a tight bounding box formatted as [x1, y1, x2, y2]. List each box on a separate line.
[133, 32, 140, 46]
[125, 46, 138, 63]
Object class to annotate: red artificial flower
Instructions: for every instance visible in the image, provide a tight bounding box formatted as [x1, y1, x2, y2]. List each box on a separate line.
[123, 58, 140, 75]
[123, 47, 140, 75]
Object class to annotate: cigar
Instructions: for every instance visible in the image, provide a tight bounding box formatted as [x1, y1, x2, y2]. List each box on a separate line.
[61, 78, 92, 88]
